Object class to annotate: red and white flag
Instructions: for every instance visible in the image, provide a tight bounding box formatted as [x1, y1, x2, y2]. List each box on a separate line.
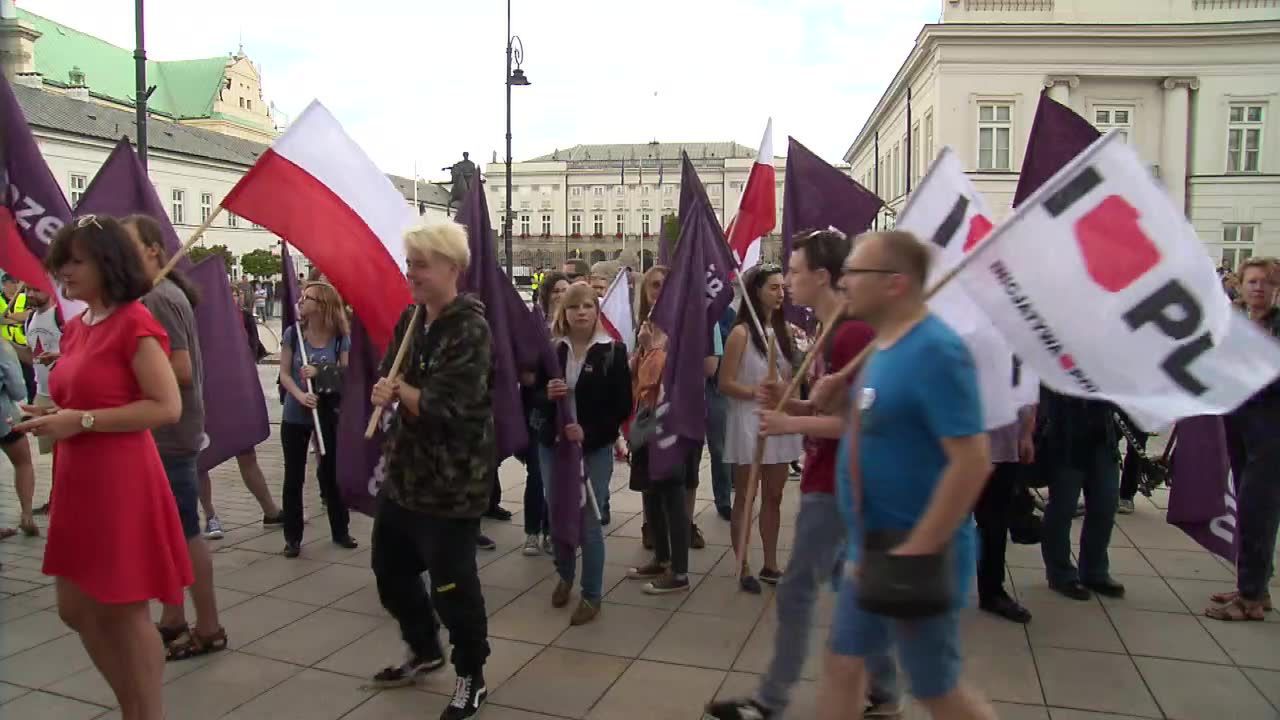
[222, 101, 413, 350]
[725, 119, 776, 271]
[600, 268, 634, 354]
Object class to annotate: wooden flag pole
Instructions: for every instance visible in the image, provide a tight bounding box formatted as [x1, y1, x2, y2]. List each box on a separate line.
[153, 205, 225, 285]
[365, 304, 423, 439]
[735, 328, 778, 578]
[292, 321, 327, 456]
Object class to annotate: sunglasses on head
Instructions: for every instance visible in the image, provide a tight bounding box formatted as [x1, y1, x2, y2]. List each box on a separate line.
[74, 214, 103, 230]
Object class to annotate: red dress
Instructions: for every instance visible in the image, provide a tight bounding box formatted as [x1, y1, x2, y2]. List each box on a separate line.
[42, 302, 194, 605]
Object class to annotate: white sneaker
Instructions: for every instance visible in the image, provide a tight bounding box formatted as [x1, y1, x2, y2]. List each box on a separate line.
[522, 534, 541, 556]
[205, 516, 225, 540]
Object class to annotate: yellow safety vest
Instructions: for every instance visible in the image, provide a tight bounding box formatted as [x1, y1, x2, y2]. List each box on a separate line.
[0, 292, 27, 345]
[531, 272, 543, 292]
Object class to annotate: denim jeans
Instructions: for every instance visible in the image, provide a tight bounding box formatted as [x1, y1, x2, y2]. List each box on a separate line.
[538, 444, 608, 603]
[1041, 443, 1120, 586]
[759, 493, 899, 711]
[521, 449, 549, 536]
[1236, 441, 1280, 600]
[705, 379, 731, 513]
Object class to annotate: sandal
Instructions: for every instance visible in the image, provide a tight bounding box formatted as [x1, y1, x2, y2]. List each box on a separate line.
[156, 623, 189, 646]
[165, 627, 228, 662]
[1205, 597, 1267, 622]
[1209, 590, 1273, 611]
[18, 518, 38, 537]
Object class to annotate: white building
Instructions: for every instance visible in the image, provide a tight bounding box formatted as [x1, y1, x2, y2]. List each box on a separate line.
[845, 0, 1280, 270]
[485, 142, 794, 269]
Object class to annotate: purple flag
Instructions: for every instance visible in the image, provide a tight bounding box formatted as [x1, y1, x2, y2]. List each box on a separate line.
[336, 315, 383, 516]
[78, 137, 186, 262]
[780, 137, 882, 327]
[280, 241, 300, 334]
[75, 143, 269, 473]
[456, 175, 529, 461]
[648, 154, 735, 482]
[0, 75, 71, 299]
[1166, 416, 1241, 562]
[530, 317, 586, 549]
[188, 258, 271, 473]
[1012, 93, 1100, 208]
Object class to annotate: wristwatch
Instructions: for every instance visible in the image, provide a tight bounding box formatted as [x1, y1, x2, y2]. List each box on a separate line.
[80, 412, 95, 431]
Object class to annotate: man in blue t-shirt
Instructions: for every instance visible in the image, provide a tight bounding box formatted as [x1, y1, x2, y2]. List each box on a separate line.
[821, 231, 995, 720]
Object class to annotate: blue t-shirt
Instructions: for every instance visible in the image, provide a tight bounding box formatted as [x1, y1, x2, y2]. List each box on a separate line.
[835, 314, 983, 607]
[281, 326, 350, 425]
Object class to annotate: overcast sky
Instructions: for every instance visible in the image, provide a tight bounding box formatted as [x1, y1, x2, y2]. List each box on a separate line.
[21, 0, 938, 181]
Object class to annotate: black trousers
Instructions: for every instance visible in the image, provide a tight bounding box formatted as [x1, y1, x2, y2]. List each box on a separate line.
[488, 470, 502, 512]
[643, 482, 689, 575]
[281, 404, 349, 545]
[1119, 433, 1150, 502]
[372, 496, 490, 675]
[974, 462, 1019, 600]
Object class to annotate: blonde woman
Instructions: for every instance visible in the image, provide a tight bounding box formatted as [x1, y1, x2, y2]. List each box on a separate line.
[535, 282, 632, 624]
[278, 281, 355, 558]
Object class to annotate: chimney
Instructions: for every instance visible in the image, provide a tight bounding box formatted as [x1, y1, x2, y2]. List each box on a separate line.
[66, 65, 88, 100]
[0, 0, 41, 82]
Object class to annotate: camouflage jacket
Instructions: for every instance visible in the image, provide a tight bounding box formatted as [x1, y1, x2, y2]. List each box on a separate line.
[379, 296, 495, 518]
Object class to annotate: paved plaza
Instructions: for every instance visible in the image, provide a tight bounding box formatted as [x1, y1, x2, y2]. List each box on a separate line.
[1, 370, 1279, 719]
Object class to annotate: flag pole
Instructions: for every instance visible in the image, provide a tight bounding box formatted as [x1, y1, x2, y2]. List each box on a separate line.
[365, 304, 423, 438]
[292, 320, 327, 456]
[734, 326, 778, 577]
[153, 205, 225, 285]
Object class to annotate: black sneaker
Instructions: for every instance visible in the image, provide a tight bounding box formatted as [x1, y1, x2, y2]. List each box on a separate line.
[476, 534, 497, 551]
[371, 649, 446, 688]
[704, 697, 774, 720]
[262, 513, 284, 527]
[484, 506, 514, 521]
[441, 672, 487, 719]
[600, 508, 611, 526]
[282, 542, 301, 559]
[333, 536, 359, 550]
[739, 575, 763, 595]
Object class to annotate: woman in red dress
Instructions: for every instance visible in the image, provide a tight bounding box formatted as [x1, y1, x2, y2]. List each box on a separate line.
[17, 214, 191, 720]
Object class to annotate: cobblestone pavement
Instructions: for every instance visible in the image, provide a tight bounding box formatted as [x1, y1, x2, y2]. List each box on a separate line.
[0, 369, 1278, 719]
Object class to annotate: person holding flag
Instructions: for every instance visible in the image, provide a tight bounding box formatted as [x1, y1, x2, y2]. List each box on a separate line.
[534, 281, 632, 622]
[719, 264, 804, 594]
[368, 219, 493, 719]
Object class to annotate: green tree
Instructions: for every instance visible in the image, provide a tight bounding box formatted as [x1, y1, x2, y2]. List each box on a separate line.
[240, 248, 282, 279]
[659, 213, 680, 261]
[188, 244, 235, 273]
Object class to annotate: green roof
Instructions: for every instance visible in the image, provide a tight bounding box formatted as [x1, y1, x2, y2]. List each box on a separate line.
[17, 9, 265, 129]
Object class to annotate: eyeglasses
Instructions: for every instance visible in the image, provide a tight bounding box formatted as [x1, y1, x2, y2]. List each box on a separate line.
[301, 295, 323, 304]
[74, 214, 103, 230]
[842, 267, 900, 277]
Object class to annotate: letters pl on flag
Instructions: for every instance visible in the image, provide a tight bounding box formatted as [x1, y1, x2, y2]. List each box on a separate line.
[957, 132, 1280, 430]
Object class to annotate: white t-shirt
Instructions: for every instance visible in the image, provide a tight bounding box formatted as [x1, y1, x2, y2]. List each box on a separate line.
[25, 305, 61, 397]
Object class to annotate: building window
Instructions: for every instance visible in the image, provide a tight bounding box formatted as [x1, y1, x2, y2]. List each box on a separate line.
[615, 186, 625, 196]
[571, 214, 582, 234]
[246, 99, 253, 111]
[542, 215, 552, 235]
[571, 187, 582, 197]
[520, 214, 530, 235]
[730, 181, 744, 191]
[1094, 106, 1133, 143]
[1228, 104, 1264, 173]
[1223, 223, 1257, 245]
[171, 189, 186, 225]
[200, 193, 212, 223]
[69, 173, 86, 207]
[520, 200, 531, 210]
[238, 97, 246, 109]
[642, 185, 651, 196]
[912, 124, 922, 183]
[978, 103, 1012, 170]
[593, 214, 604, 235]
[664, 185, 673, 196]
[1222, 223, 1258, 271]
[925, 113, 934, 167]
[227, 212, 239, 229]
[892, 145, 901, 197]
[616, 214, 625, 234]
[593, 186, 604, 196]
[642, 214, 651, 235]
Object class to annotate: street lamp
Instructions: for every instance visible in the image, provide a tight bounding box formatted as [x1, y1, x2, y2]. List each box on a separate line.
[505, 0, 530, 280]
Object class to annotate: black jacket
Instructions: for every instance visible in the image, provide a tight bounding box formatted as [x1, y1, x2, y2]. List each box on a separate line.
[531, 338, 632, 453]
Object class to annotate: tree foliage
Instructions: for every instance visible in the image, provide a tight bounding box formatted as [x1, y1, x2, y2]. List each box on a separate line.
[240, 249, 282, 278]
[188, 244, 235, 272]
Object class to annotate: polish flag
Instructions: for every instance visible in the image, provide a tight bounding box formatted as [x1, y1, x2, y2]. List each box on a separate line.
[599, 268, 634, 354]
[725, 119, 777, 271]
[222, 101, 413, 351]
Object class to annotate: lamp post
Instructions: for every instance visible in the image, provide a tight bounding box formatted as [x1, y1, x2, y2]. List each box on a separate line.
[505, 0, 530, 279]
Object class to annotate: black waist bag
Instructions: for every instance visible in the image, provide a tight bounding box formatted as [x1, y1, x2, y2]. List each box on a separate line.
[857, 528, 954, 620]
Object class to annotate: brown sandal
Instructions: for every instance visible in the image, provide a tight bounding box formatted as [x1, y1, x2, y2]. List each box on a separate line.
[165, 627, 228, 662]
[1209, 590, 1272, 611]
[1205, 598, 1267, 622]
[156, 623, 189, 646]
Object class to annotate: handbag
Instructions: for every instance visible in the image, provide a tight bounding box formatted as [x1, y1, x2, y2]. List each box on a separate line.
[626, 405, 658, 449]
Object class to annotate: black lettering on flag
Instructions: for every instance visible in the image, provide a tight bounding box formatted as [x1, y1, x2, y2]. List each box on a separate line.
[1161, 331, 1213, 396]
[930, 196, 969, 250]
[1011, 354, 1022, 388]
[1122, 280, 1203, 342]
[1045, 167, 1103, 218]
